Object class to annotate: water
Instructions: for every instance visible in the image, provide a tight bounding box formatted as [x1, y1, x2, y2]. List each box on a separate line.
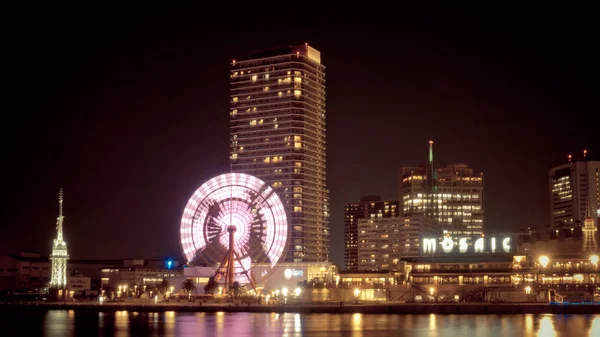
[1, 309, 599, 336]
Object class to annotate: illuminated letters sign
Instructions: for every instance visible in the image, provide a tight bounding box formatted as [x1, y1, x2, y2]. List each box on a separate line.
[284, 268, 304, 279]
[421, 236, 513, 255]
[423, 238, 437, 254]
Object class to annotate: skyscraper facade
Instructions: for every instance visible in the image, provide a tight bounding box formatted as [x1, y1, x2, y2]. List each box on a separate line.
[229, 44, 329, 262]
[398, 141, 484, 246]
[344, 196, 399, 270]
[549, 153, 599, 230]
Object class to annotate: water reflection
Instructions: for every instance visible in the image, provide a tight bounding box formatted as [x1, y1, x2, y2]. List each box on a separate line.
[429, 313, 437, 331]
[538, 316, 556, 337]
[352, 313, 363, 337]
[165, 311, 176, 336]
[44, 309, 74, 337]
[115, 310, 129, 337]
[21, 310, 600, 336]
[591, 317, 600, 337]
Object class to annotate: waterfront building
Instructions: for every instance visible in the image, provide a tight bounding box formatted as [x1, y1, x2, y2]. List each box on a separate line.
[344, 196, 399, 271]
[229, 44, 329, 263]
[549, 152, 599, 229]
[398, 141, 484, 245]
[100, 259, 183, 292]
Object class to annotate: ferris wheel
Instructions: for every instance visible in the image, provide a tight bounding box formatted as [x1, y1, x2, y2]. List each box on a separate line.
[180, 173, 288, 289]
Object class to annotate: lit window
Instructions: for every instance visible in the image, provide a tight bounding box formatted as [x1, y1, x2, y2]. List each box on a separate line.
[294, 90, 301, 98]
[232, 97, 238, 102]
[294, 136, 302, 148]
[251, 75, 257, 83]
[263, 86, 269, 92]
[249, 120, 257, 126]
[278, 91, 283, 97]
[294, 77, 302, 84]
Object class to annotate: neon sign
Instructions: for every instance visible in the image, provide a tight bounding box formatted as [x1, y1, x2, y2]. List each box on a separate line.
[422, 236, 512, 254]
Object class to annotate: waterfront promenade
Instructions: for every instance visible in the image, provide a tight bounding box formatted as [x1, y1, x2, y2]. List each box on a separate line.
[3, 301, 600, 314]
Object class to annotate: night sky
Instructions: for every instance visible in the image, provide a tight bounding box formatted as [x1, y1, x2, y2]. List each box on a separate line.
[3, 5, 597, 266]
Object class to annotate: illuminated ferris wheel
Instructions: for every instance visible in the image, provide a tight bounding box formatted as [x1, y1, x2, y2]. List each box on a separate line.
[180, 173, 288, 290]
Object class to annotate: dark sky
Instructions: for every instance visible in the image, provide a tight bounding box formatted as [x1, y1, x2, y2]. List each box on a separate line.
[2, 5, 597, 266]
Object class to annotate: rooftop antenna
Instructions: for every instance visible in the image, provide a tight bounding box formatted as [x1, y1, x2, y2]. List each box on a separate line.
[568, 154, 572, 162]
[583, 149, 588, 160]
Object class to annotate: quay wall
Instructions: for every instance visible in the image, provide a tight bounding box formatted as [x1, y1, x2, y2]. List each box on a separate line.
[2, 303, 600, 315]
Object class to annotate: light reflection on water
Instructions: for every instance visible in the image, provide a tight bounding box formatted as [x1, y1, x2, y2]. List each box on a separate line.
[0, 310, 597, 336]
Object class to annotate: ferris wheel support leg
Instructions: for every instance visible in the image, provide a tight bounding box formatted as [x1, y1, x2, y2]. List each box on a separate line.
[234, 250, 257, 292]
[214, 248, 231, 285]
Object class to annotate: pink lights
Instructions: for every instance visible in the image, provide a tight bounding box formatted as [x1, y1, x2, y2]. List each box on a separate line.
[180, 173, 288, 274]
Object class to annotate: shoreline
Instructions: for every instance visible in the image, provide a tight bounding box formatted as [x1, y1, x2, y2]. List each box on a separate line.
[2, 302, 600, 314]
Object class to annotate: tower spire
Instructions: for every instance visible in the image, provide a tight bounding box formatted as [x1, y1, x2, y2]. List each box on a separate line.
[429, 140, 434, 163]
[57, 188, 64, 241]
[50, 188, 69, 293]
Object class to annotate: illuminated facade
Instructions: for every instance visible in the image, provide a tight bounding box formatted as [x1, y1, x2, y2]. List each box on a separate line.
[583, 217, 598, 253]
[357, 216, 426, 271]
[549, 156, 599, 229]
[229, 44, 329, 262]
[50, 189, 69, 289]
[344, 196, 399, 270]
[398, 141, 484, 245]
[180, 173, 288, 285]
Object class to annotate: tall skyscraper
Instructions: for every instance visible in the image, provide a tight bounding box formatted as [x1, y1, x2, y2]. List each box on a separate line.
[229, 44, 329, 262]
[344, 196, 399, 270]
[50, 189, 69, 296]
[398, 141, 484, 245]
[549, 151, 599, 230]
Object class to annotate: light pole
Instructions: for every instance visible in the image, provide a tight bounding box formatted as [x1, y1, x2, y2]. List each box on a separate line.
[282, 287, 289, 304]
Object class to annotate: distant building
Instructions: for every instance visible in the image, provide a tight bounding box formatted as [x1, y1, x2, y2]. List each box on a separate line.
[357, 216, 427, 271]
[343, 196, 399, 271]
[398, 141, 484, 245]
[0, 252, 49, 291]
[230, 44, 329, 263]
[548, 152, 599, 230]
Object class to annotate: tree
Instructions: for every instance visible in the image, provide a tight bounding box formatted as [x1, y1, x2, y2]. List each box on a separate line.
[156, 279, 170, 295]
[204, 276, 217, 295]
[181, 279, 197, 298]
[229, 281, 241, 298]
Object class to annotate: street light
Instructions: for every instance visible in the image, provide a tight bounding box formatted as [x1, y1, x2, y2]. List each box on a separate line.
[539, 256, 550, 268]
[354, 288, 360, 304]
[282, 287, 289, 304]
[294, 287, 301, 297]
[591, 255, 599, 267]
[525, 286, 531, 295]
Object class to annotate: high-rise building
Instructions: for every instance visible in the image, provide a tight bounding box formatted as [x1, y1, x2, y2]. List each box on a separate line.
[357, 216, 425, 271]
[549, 151, 599, 230]
[49, 189, 69, 298]
[230, 44, 329, 262]
[344, 196, 399, 270]
[398, 141, 484, 245]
